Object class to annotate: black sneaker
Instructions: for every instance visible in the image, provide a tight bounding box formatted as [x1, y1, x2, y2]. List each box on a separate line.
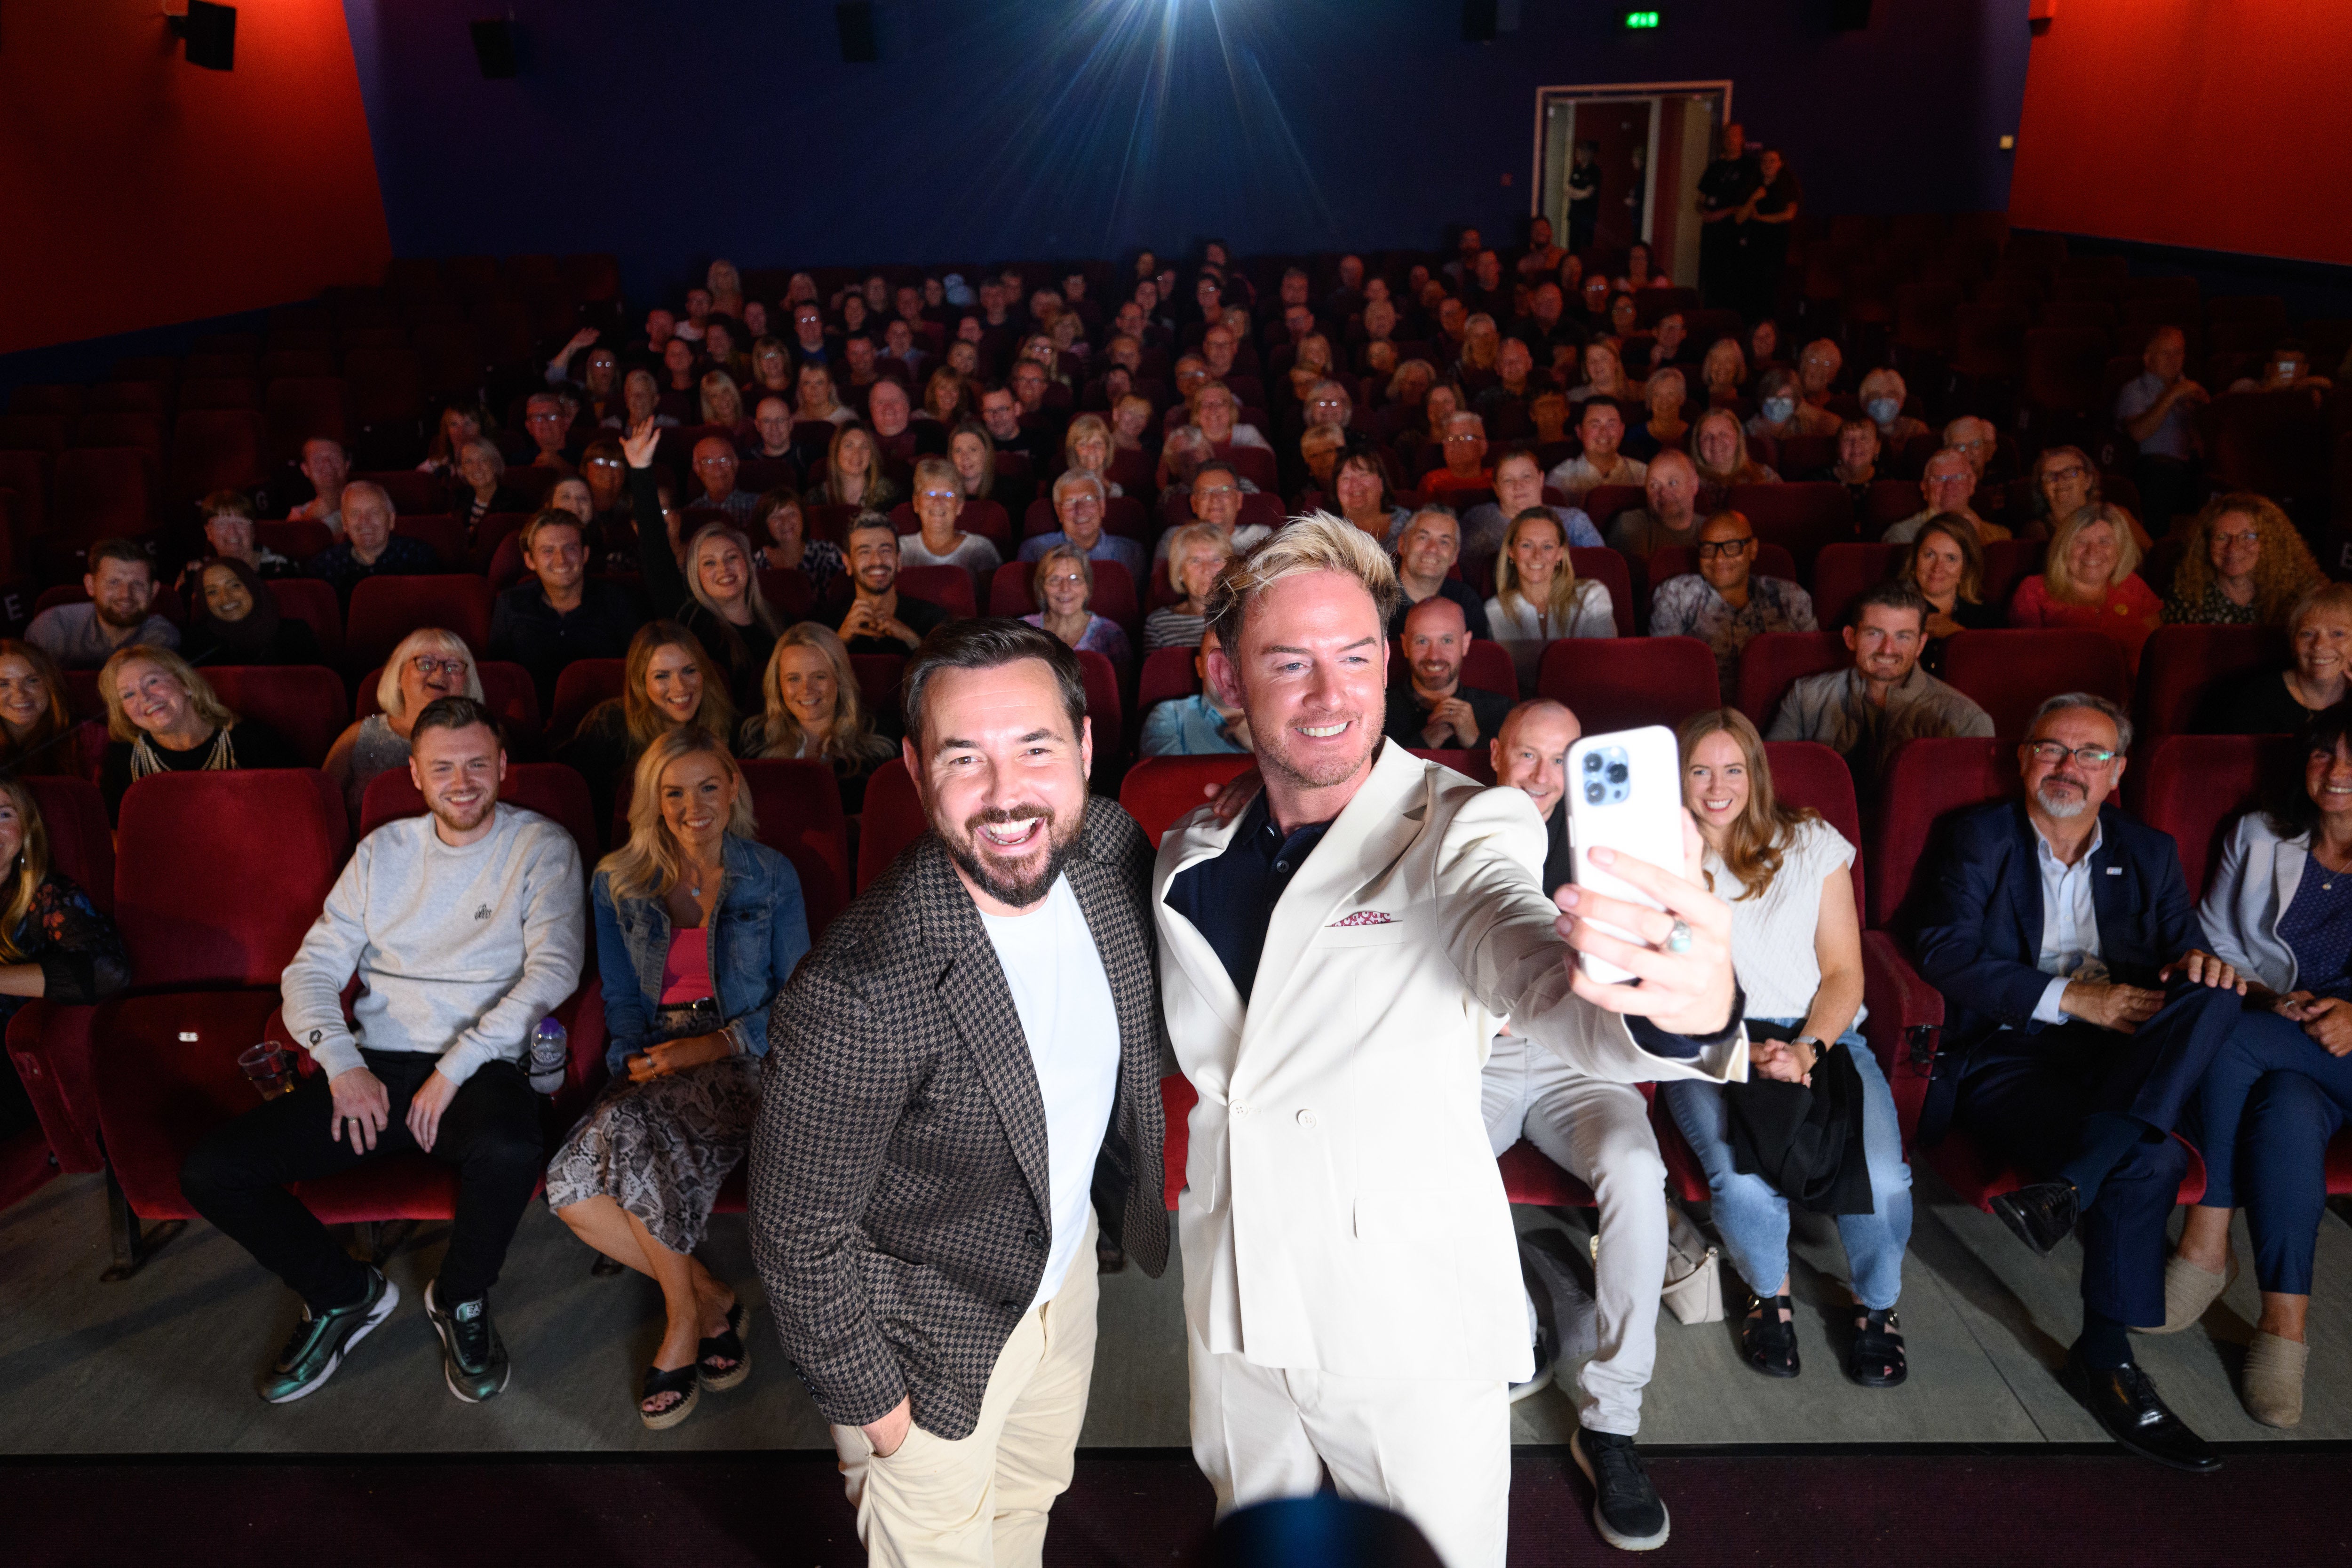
[1573, 1428, 1670, 1552]
[259, 1269, 398, 1404]
[1509, 1331, 1556, 1404]
[423, 1281, 511, 1403]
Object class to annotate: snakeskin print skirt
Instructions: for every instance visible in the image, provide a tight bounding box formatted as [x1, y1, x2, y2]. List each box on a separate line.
[544, 1007, 760, 1256]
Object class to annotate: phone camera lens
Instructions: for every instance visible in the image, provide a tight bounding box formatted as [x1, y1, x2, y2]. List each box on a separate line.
[1583, 755, 1603, 772]
[1606, 762, 1628, 783]
[1584, 782, 1605, 803]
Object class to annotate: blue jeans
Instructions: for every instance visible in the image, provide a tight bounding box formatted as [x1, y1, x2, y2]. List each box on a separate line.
[2192, 1009, 2352, 1295]
[1661, 1025, 1914, 1310]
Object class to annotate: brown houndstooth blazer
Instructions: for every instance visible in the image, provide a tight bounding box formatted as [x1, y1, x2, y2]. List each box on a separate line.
[749, 797, 1169, 1440]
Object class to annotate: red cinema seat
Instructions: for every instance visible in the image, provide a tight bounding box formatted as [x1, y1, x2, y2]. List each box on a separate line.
[1074, 650, 1122, 768]
[2128, 734, 2296, 901]
[1161, 1073, 1196, 1209]
[1219, 445, 1279, 493]
[8, 384, 82, 417]
[855, 757, 928, 892]
[1725, 482, 1857, 571]
[2022, 326, 2114, 419]
[343, 574, 494, 672]
[115, 770, 348, 987]
[176, 376, 262, 412]
[343, 346, 426, 430]
[1237, 492, 1286, 533]
[355, 659, 539, 741]
[395, 513, 470, 569]
[1536, 637, 1721, 733]
[255, 519, 334, 562]
[1119, 756, 1254, 847]
[1977, 540, 2046, 615]
[204, 665, 349, 767]
[986, 559, 1139, 630]
[755, 566, 817, 620]
[1582, 486, 1646, 532]
[0, 449, 49, 533]
[264, 577, 346, 663]
[549, 658, 625, 744]
[359, 761, 602, 880]
[738, 759, 855, 940]
[1138, 646, 1201, 712]
[1735, 630, 1849, 730]
[264, 377, 352, 465]
[1408, 748, 1496, 784]
[0, 414, 68, 454]
[1940, 629, 2129, 736]
[72, 413, 165, 462]
[850, 654, 906, 728]
[24, 776, 116, 914]
[895, 565, 978, 619]
[53, 447, 157, 540]
[355, 470, 440, 516]
[1811, 542, 1902, 630]
[1459, 639, 1517, 700]
[1568, 548, 1637, 637]
[2134, 623, 2286, 747]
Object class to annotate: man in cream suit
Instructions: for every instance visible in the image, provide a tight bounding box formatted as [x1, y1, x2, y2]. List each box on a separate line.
[1152, 514, 1747, 1568]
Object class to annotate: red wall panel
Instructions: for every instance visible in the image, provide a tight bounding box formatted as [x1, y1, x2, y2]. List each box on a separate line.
[0, 0, 391, 355]
[2010, 0, 2352, 265]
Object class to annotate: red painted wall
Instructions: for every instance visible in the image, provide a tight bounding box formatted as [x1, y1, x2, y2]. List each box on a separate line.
[0, 0, 390, 355]
[2010, 0, 2352, 265]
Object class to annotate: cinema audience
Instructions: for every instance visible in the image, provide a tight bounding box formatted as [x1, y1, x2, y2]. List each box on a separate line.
[1895, 517, 2003, 671]
[625, 422, 786, 702]
[560, 622, 738, 834]
[306, 482, 439, 605]
[2199, 583, 2352, 735]
[323, 628, 485, 817]
[894, 459, 1002, 576]
[0, 775, 130, 1141]
[0, 640, 93, 779]
[549, 727, 809, 1428]
[1462, 448, 1603, 560]
[183, 558, 325, 667]
[832, 516, 951, 657]
[1485, 508, 1615, 694]
[1651, 511, 1818, 701]
[1139, 627, 1251, 758]
[1388, 506, 1493, 640]
[2008, 506, 2162, 675]
[1025, 470, 1148, 582]
[1546, 397, 1648, 509]
[98, 645, 299, 820]
[489, 511, 644, 707]
[1383, 596, 1511, 749]
[1881, 447, 2007, 545]
[1023, 546, 1131, 670]
[749, 489, 844, 597]
[1144, 524, 1234, 653]
[2163, 493, 2320, 627]
[1766, 582, 1993, 794]
[737, 624, 898, 812]
[26, 539, 177, 668]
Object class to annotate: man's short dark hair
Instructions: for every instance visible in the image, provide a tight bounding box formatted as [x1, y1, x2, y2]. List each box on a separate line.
[86, 538, 151, 575]
[846, 510, 896, 543]
[410, 695, 505, 748]
[902, 618, 1087, 751]
[1579, 395, 1622, 422]
[1193, 459, 1240, 486]
[1849, 580, 1932, 631]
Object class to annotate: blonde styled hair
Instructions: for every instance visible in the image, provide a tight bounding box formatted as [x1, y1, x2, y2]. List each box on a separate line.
[2171, 493, 2319, 622]
[699, 371, 744, 427]
[1062, 414, 1113, 474]
[2042, 504, 2143, 602]
[741, 622, 890, 769]
[1163, 522, 1235, 598]
[1692, 409, 1768, 486]
[1493, 508, 1584, 626]
[376, 627, 485, 716]
[99, 645, 238, 743]
[683, 520, 784, 659]
[0, 775, 54, 963]
[596, 727, 759, 905]
[1207, 510, 1398, 655]
[1677, 708, 1817, 902]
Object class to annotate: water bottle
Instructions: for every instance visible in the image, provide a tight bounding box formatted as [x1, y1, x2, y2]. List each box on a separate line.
[527, 1016, 568, 1095]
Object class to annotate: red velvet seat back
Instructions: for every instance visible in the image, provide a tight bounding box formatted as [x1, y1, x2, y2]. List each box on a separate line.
[23, 776, 115, 914]
[549, 658, 626, 744]
[1119, 756, 1255, 848]
[1810, 542, 1903, 630]
[1138, 646, 1200, 711]
[262, 576, 346, 661]
[205, 665, 350, 768]
[895, 564, 978, 619]
[1724, 482, 1856, 571]
[739, 759, 854, 940]
[855, 757, 928, 892]
[1866, 738, 2018, 928]
[114, 769, 349, 987]
[2130, 734, 2296, 900]
[1763, 740, 1865, 908]
[1536, 636, 1721, 734]
[1567, 548, 1637, 637]
[1735, 630, 1849, 729]
[1940, 629, 2130, 736]
[2134, 623, 2285, 747]
[344, 574, 495, 672]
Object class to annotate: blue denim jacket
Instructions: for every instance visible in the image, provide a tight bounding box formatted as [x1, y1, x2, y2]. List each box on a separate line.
[591, 834, 811, 1075]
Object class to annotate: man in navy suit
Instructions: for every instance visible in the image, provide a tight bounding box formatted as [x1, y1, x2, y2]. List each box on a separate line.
[1915, 693, 2244, 1473]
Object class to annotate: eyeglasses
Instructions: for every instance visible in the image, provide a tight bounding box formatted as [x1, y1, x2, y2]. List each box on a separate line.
[1041, 573, 1088, 589]
[918, 490, 961, 503]
[586, 458, 621, 469]
[2025, 741, 2119, 768]
[1696, 539, 1755, 559]
[410, 656, 470, 677]
[1194, 485, 1238, 500]
[2213, 529, 2261, 548]
[2043, 465, 2090, 484]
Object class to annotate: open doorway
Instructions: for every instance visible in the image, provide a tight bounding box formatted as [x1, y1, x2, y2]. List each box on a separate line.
[1534, 82, 1730, 284]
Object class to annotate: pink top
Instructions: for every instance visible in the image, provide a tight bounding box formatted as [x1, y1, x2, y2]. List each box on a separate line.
[660, 926, 715, 1004]
[2007, 573, 2162, 674]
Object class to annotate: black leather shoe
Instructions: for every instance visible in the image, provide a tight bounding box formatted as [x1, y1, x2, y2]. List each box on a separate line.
[1989, 1180, 2079, 1257]
[2066, 1347, 2223, 1473]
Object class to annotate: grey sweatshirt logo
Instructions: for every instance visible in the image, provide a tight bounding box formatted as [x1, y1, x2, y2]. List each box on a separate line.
[474, 904, 492, 921]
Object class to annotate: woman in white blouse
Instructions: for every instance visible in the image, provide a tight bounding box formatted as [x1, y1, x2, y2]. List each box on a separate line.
[1483, 508, 1614, 695]
[1658, 709, 1914, 1388]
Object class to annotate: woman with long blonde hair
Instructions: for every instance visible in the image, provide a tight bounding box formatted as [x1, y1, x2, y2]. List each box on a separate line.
[0, 776, 129, 1135]
[1659, 708, 1913, 1388]
[1484, 508, 1615, 694]
[548, 725, 809, 1430]
[739, 624, 896, 811]
[2167, 493, 2322, 627]
[698, 371, 746, 430]
[98, 645, 298, 820]
[2009, 503, 2163, 673]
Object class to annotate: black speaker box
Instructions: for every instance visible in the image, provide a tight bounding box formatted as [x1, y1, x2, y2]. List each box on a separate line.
[1462, 0, 1498, 43]
[182, 2, 237, 72]
[836, 2, 878, 63]
[470, 19, 518, 79]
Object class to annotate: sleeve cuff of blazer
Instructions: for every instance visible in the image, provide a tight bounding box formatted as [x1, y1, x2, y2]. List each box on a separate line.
[1628, 983, 1747, 1061]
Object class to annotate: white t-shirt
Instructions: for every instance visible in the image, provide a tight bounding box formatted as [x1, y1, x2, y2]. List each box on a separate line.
[1703, 816, 1865, 1027]
[979, 874, 1122, 1310]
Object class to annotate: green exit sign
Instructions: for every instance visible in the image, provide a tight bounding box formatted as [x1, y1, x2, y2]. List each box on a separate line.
[1624, 9, 1662, 26]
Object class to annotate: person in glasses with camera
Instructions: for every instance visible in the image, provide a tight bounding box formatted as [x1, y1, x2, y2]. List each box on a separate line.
[180, 699, 584, 1407]
[1914, 693, 2247, 1472]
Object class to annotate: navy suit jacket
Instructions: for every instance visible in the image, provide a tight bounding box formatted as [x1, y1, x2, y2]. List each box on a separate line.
[1912, 802, 2208, 1140]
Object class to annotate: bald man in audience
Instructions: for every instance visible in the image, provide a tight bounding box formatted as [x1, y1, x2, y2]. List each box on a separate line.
[1881, 448, 2010, 545]
[1384, 596, 1512, 750]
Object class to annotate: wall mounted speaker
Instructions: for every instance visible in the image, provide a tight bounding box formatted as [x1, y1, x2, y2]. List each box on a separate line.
[470, 19, 519, 79]
[836, 2, 878, 63]
[1830, 0, 1873, 28]
[1462, 0, 1499, 43]
[178, 2, 237, 72]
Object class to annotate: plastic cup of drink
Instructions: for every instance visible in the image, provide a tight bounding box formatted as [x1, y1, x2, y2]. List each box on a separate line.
[237, 1044, 293, 1100]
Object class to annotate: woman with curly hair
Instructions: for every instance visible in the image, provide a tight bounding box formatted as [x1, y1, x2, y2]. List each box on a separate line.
[2166, 493, 2322, 627]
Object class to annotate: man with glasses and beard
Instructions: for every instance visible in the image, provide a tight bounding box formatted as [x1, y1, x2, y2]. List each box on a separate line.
[754, 620, 1168, 1568]
[1914, 693, 2246, 1472]
[1152, 514, 1745, 1566]
[179, 698, 584, 1406]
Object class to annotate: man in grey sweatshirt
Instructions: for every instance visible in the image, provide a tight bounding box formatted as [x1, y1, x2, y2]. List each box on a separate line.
[182, 698, 585, 1406]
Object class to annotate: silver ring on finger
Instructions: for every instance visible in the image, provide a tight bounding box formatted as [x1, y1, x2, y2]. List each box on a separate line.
[1665, 918, 1694, 954]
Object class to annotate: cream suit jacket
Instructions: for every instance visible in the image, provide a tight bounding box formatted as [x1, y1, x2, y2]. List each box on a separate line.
[1153, 743, 1747, 1383]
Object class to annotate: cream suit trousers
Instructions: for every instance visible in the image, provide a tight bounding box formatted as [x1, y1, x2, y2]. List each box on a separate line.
[1480, 1028, 1669, 1437]
[831, 1215, 1099, 1568]
[1189, 1321, 1511, 1568]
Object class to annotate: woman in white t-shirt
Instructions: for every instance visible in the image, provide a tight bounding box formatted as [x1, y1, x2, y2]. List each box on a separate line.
[1657, 708, 1914, 1390]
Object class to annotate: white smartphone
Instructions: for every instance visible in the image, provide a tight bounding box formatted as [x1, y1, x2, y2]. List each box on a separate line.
[1564, 725, 1687, 985]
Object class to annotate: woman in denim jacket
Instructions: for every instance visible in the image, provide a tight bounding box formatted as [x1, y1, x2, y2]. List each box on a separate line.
[548, 726, 810, 1429]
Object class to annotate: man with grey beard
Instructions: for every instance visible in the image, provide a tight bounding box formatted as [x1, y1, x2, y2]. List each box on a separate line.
[1913, 692, 2245, 1473]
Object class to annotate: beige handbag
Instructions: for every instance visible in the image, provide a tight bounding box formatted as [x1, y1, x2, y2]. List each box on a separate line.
[1660, 1205, 1724, 1325]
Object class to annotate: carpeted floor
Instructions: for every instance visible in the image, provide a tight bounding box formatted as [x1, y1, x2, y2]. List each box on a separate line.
[9, 1448, 2347, 1567]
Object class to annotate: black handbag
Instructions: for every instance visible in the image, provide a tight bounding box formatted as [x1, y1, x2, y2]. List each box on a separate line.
[1724, 1021, 1875, 1216]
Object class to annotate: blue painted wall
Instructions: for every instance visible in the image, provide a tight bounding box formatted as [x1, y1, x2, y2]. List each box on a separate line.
[344, 0, 2031, 302]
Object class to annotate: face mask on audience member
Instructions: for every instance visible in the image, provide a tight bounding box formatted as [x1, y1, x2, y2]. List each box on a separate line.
[644, 643, 705, 726]
[1761, 396, 1796, 426]
[1865, 397, 1901, 427]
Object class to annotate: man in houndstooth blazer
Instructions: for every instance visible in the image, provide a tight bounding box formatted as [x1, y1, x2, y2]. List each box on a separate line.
[752, 619, 1168, 1568]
